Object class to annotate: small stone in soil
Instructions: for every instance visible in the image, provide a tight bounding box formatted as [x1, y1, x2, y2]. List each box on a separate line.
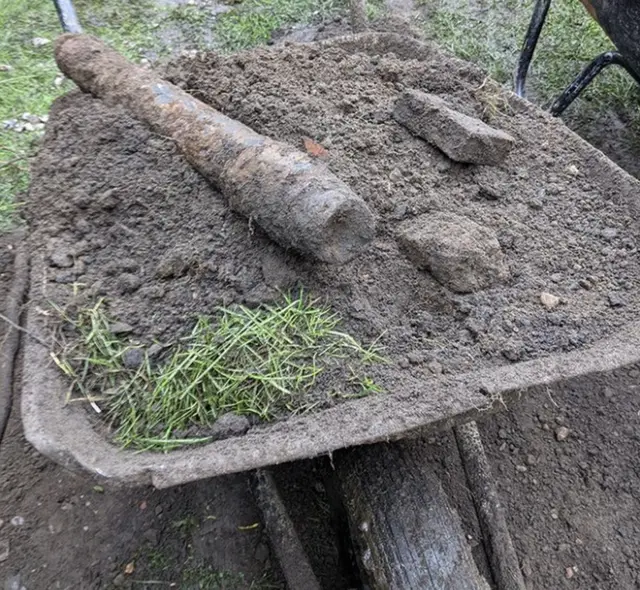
[210, 413, 251, 439]
[391, 202, 408, 220]
[540, 292, 561, 309]
[31, 37, 51, 47]
[50, 250, 74, 268]
[117, 273, 142, 294]
[608, 292, 625, 308]
[122, 348, 145, 370]
[526, 453, 537, 466]
[110, 322, 134, 335]
[10, 516, 24, 527]
[555, 426, 570, 441]
[0, 64, 12, 72]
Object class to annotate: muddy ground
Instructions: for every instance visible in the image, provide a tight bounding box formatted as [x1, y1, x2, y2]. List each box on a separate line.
[3, 22, 640, 590]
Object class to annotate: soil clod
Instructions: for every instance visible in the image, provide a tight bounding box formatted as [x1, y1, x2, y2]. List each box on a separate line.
[49, 249, 73, 269]
[393, 89, 515, 165]
[210, 413, 251, 440]
[398, 212, 509, 293]
[608, 292, 625, 308]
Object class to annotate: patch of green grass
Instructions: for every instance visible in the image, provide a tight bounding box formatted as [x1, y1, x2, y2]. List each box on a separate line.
[75, 0, 169, 61]
[55, 294, 384, 451]
[0, 0, 63, 228]
[213, 0, 344, 51]
[421, 0, 640, 114]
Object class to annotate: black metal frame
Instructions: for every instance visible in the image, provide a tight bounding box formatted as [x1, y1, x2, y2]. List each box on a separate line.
[515, 0, 640, 116]
[53, 0, 82, 34]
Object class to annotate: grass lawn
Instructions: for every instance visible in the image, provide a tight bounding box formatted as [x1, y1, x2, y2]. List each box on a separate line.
[420, 0, 640, 120]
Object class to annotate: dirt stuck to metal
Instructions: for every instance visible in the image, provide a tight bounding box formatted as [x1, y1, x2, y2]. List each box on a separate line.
[25, 33, 640, 446]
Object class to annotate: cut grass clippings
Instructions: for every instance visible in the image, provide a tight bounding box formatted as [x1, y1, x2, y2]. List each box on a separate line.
[54, 294, 384, 451]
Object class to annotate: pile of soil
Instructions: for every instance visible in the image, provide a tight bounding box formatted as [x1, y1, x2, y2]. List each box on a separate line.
[10, 29, 640, 590]
[26, 35, 640, 422]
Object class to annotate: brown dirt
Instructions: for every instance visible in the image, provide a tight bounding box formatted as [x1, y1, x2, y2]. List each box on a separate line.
[0, 412, 279, 589]
[24, 34, 640, 446]
[482, 364, 640, 589]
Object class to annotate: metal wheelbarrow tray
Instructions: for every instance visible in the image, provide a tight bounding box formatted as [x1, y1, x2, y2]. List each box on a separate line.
[20, 33, 640, 488]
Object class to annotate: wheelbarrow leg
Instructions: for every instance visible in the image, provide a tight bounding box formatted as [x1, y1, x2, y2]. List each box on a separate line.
[52, 0, 83, 34]
[515, 0, 551, 99]
[549, 50, 640, 115]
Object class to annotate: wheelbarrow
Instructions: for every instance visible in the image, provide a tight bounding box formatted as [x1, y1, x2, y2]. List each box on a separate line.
[12, 2, 640, 589]
[516, 0, 640, 114]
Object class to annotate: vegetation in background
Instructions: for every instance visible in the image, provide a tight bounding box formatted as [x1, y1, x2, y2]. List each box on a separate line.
[421, 0, 640, 115]
[213, 0, 342, 50]
[53, 294, 383, 451]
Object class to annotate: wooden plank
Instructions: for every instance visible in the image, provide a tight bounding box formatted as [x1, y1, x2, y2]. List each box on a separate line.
[336, 441, 491, 590]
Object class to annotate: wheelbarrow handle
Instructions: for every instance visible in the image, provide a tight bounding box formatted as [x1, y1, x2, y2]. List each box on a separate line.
[53, 0, 83, 34]
[515, 0, 640, 116]
[514, 0, 551, 99]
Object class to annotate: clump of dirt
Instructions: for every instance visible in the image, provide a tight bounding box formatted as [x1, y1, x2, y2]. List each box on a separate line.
[26, 34, 640, 434]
